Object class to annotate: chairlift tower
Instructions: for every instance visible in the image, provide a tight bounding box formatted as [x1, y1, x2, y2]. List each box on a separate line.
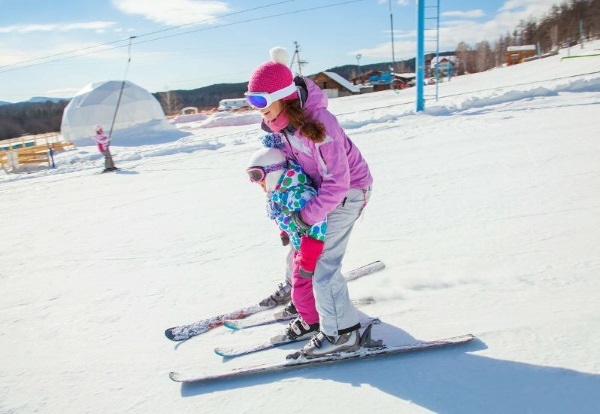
[290, 41, 308, 75]
[416, 0, 440, 112]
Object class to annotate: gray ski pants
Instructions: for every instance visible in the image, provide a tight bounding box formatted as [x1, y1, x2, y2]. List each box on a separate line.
[102, 148, 115, 170]
[285, 186, 372, 336]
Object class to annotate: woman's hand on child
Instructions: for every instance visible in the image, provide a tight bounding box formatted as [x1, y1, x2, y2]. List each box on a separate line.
[290, 211, 310, 233]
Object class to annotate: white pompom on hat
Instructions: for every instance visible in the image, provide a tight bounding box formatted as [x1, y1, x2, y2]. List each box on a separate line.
[269, 47, 289, 65]
[248, 47, 296, 100]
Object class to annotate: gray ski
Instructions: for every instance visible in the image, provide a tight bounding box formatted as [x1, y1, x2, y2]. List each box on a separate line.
[170, 327, 475, 383]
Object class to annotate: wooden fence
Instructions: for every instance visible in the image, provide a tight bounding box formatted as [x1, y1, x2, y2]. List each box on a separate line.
[0, 133, 76, 172]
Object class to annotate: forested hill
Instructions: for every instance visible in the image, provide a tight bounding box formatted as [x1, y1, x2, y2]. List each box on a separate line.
[150, 58, 414, 115]
[0, 58, 410, 140]
[0, 101, 68, 141]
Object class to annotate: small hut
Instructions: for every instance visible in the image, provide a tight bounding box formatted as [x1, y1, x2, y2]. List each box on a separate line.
[506, 45, 537, 66]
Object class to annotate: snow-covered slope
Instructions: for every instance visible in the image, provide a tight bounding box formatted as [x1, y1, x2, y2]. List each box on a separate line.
[1, 42, 599, 413]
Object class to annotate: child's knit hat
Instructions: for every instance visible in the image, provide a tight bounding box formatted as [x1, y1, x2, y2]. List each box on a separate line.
[247, 147, 286, 192]
[248, 47, 296, 100]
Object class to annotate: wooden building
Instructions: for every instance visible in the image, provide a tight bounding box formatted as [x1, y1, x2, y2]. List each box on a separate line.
[429, 56, 456, 73]
[311, 71, 361, 98]
[506, 45, 537, 66]
[350, 70, 383, 85]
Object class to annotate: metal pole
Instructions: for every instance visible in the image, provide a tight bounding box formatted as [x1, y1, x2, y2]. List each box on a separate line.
[416, 0, 425, 111]
[109, 36, 136, 139]
[49, 147, 55, 168]
[389, 0, 396, 68]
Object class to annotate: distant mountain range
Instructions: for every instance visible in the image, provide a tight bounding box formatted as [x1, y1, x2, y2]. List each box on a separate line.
[151, 57, 434, 112]
[0, 55, 443, 139]
[0, 96, 68, 106]
[28, 97, 69, 103]
[0, 56, 432, 108]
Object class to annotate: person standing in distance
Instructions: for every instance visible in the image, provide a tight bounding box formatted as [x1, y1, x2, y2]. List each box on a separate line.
[93, 125, 117, 173]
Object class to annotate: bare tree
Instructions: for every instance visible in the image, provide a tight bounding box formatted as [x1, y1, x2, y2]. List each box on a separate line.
[475, 41, 493, 72]
[159, 90, 180, 116]
[455, 41, 471, 75]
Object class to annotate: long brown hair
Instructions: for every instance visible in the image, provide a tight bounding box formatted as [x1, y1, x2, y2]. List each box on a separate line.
[282, 99, 326, 143]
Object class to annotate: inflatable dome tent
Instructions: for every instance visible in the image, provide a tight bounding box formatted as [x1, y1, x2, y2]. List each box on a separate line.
[60, 80, 166, 144]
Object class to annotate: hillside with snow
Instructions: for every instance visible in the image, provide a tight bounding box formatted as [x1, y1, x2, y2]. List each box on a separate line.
[1, 42, 600, 414]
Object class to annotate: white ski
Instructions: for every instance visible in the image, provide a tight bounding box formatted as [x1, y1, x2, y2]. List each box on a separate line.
[170, 327, 475, 383]
[164, 260, 385, 341]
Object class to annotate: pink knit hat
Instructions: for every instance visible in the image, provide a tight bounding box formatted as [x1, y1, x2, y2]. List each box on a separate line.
[248, 47, 296, 100]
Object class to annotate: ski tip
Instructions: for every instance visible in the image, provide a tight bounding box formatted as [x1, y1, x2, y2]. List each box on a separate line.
[169, 371, 183, 382]
[437, 333, 476, 345]
[357, 260, 384, 269]
[223, 320, 242, 330]
[214, 348, 232, 358]
[165, 328, 191, 342]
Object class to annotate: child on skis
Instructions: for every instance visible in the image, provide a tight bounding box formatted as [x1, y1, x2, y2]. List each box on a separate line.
[247, 134, 326, 340]
[92, 124, 117, 173]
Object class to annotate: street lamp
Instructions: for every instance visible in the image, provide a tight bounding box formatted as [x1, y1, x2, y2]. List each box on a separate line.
[356, 54, 362, 81]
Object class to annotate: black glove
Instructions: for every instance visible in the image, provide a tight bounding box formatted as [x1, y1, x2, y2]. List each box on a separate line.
[290, 211, 310, 233]
[280, 231, 290, 246]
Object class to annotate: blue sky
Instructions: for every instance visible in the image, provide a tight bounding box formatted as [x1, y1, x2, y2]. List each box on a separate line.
[0, 0, 560, 103]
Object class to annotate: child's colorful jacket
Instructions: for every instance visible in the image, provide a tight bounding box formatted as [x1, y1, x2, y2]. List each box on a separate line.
[267, 159, 327, 250]
[93, 132, 111, 152]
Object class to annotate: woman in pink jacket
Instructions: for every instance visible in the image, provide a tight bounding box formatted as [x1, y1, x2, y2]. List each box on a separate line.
[246, 47, 373, 358]
[92, 125, 117, 173]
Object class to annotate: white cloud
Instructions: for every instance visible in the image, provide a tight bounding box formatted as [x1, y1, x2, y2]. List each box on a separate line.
[0, 41, 130, 68]
[44, 87, 82, 98]
[112, 0, 230, 26]
[496, 0, 559, 27]
[0, 22, 116, 34]
[377, 0, 409, 7]
[358, 0, 562, 59]
[443, 9, 485, 19]
[500, 0, 526, 12]
[352, 39, 416, 61]
[499, 0, 558, 15]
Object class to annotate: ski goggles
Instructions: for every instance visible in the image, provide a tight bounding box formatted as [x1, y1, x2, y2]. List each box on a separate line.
[246, 161, 287, 183]
[245, 83, 298, 109]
